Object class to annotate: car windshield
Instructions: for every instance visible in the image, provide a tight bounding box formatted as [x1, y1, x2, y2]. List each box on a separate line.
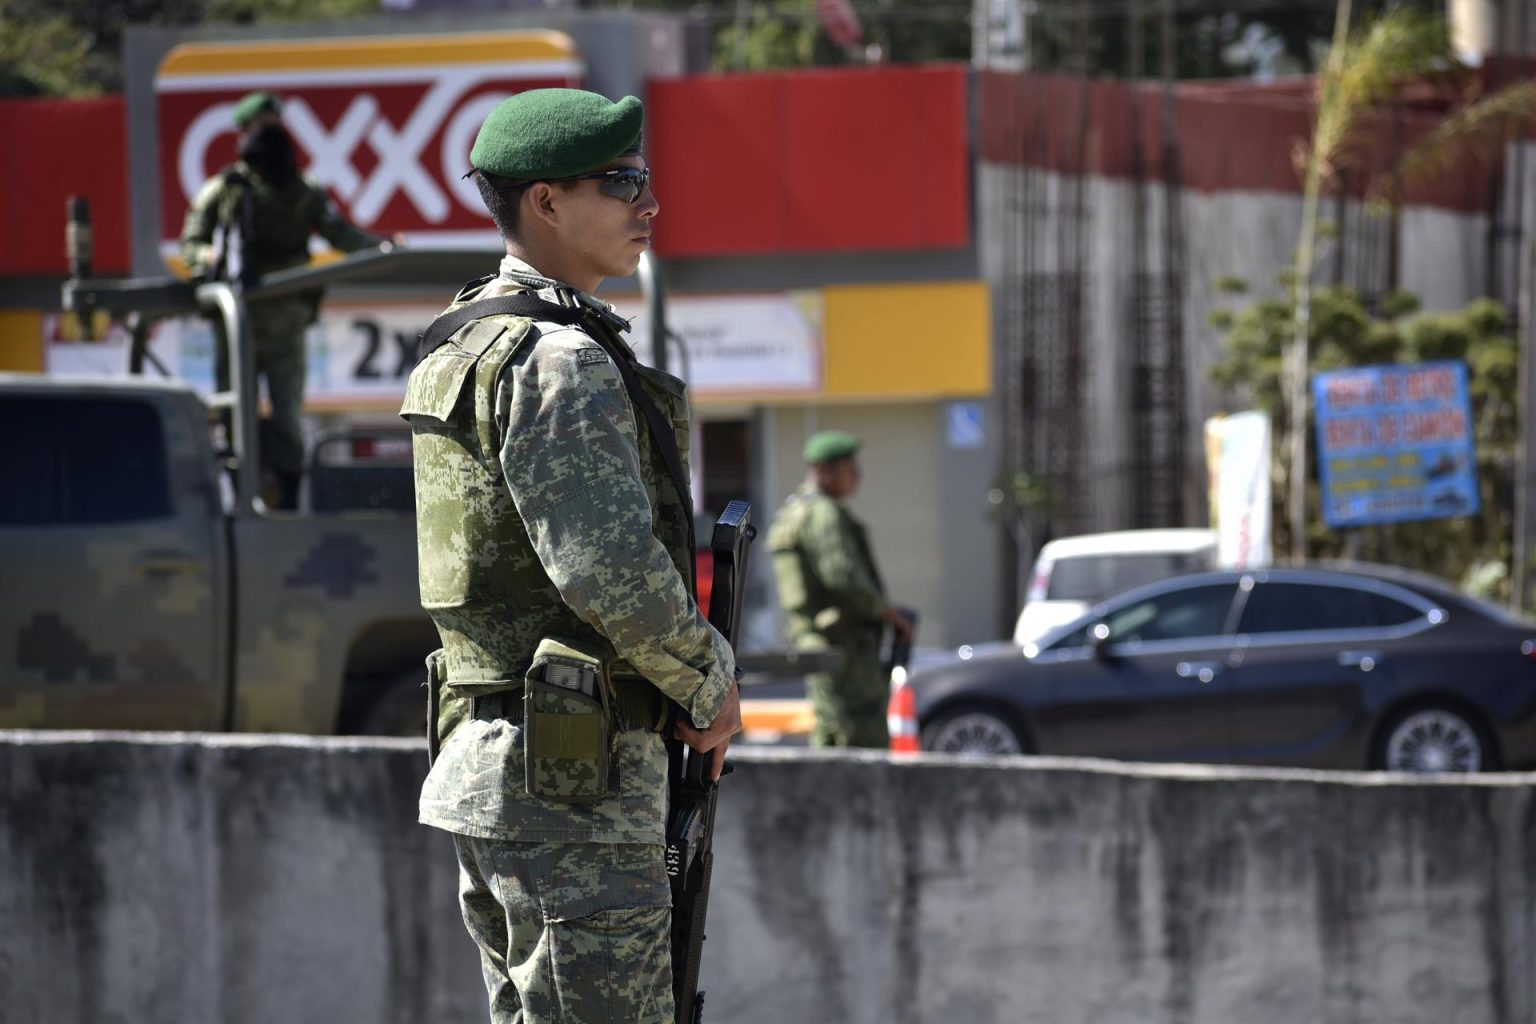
[1046, 551, 1209, 602]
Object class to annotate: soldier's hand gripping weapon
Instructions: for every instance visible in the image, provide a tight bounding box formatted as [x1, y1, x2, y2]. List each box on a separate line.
[667, 499, 755, 1024]
[884, 606, 919, 679]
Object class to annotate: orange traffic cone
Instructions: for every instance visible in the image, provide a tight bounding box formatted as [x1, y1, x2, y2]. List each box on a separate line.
[887, 673, 920, 753]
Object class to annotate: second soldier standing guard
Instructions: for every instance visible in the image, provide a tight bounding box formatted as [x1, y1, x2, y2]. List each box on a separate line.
[401, 89, 742, 1023]
[769, 430, 913, 748]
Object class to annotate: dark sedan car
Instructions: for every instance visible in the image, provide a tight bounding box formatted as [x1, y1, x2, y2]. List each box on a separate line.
[904, 564, 1536, 772]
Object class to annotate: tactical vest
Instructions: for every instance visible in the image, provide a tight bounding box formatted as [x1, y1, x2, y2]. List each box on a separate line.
[401, 281, 694, 748]
[768, 485, 883, 644]
[216, 165, 317, 275]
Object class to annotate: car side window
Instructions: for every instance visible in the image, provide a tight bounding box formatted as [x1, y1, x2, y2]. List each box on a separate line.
[1237, 582, 1419, 634]
[1368, 592, 1426, 627]
[0, 396, 172, 525]
[1101, 584, 1238, 644]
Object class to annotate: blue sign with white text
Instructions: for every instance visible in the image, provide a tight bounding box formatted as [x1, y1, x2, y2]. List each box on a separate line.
[1313, 361, 1479, 528]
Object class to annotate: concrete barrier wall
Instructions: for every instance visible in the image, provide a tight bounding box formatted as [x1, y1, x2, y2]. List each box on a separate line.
[3, 732, 1533, 1024]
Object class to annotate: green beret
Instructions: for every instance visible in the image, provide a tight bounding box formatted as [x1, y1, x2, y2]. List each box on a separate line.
[804, 430, 862, 464]
[233, 92, 281, 128]
[470, 89, 644, 180]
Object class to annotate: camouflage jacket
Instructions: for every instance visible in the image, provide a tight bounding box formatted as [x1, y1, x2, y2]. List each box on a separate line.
[178, 162, 380, 283]
[402, 261, 734, 843]
[767, 482, 886, 646]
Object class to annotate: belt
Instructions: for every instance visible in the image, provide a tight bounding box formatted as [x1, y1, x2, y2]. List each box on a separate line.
[471, 676, 669, 732]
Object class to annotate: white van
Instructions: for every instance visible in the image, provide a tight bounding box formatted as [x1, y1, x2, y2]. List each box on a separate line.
[1013, 528, 1218, 647]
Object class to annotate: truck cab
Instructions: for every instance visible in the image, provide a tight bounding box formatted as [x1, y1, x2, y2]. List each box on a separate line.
[0, 248, 441, 735]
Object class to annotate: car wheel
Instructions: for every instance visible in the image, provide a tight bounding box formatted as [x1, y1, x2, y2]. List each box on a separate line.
[922, 704, 1028, 756]
[1375, 706, 1490, 773]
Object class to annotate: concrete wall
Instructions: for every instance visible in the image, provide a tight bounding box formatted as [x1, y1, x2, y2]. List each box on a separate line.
[4, 732, 1534, 1024]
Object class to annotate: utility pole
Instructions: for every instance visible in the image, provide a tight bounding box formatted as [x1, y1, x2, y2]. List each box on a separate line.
[637, 249, 668, 375]
[1511, 0, 1535, 608]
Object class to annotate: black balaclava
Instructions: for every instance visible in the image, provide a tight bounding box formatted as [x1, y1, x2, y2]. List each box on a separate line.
[238, 121, 300, 186]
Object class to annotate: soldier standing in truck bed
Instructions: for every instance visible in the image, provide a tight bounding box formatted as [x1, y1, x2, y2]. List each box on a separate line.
[179, 91, 385, 509]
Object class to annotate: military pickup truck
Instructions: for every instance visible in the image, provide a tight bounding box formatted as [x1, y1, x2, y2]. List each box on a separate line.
[14, 232, 816, 739]
[0, 370, 433, 734]
[0, 242, 439, 735]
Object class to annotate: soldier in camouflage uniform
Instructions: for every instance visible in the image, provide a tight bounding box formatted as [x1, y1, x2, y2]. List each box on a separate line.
[400, 89, 741, 1024]
[768, 431, 912, 748]
[179, 91, 385, 509]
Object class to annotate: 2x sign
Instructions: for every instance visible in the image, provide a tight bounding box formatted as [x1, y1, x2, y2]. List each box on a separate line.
[155, 32, 584, 258]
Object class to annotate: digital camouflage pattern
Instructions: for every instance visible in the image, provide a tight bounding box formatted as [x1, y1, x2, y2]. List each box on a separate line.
[402, 258, 735, 844]
[523, 641, 614, 803]
[179, 162, 381, 475]
[454, 835, 673, 1024]
[768, 481, 890, 748]
[526, 685, 610, 802]
[0, 376, 432, 733]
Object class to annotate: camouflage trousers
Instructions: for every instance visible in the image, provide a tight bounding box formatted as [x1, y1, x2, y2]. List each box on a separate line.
[213, 297, 311, 476]
[452, 834, 675, 1024]
[808, 635, 888, 749]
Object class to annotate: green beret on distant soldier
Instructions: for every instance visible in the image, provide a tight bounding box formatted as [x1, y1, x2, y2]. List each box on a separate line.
[773, 427, 912, 749]
[803, 430, 862, 465]
[232, 91, 282, 128]
[469, 89, 645, 181]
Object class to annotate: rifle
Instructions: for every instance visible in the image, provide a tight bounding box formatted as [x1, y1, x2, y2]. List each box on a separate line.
[667, 499, 755, 1024]
[883, 606, 919, 679]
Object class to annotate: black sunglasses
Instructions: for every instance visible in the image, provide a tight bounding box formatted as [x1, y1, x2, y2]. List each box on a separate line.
[487, 166, 652, 204]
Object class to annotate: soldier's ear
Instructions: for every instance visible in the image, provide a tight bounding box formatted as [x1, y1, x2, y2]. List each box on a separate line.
[535, 183, 558, 215]
[524, 183, 559, 228]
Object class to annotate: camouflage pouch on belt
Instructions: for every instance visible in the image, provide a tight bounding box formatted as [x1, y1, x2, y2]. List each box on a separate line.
[523, 637, 615, 804]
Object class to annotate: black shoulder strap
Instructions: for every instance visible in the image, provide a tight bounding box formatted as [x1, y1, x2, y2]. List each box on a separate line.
[418, 291, 696, 586]
[584, 329, 697, 588]
[416, 293, 584, 363]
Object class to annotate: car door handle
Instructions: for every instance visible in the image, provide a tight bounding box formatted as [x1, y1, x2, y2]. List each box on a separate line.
[136, 553, 204, 575]
[1337, 650, 1382, 671]
[1175, 661, 1223, 683]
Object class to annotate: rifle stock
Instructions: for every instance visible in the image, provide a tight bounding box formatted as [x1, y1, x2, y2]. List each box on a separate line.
[667, 499, 754, 1024]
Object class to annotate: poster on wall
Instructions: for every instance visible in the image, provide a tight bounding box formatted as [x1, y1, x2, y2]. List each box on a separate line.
[1312, 361, 1479, 528]
[41, 291, 826, 404]
[617, 292, 823, 396]
[1204, 409, 1272, 569]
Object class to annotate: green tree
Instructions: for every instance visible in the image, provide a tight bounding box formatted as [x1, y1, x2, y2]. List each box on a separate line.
[1210, 280, 1518, 598]
[1282, 4, 1536, 562]
[1284, 4, 1452, 560]
[712, 0, 827, 71]
[0, 9, 102, 96]
[705, 0, 973, 70]
[0, 0, 380, 96]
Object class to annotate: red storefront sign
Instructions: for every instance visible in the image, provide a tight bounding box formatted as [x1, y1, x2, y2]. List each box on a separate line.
[154, 32, 583, 259]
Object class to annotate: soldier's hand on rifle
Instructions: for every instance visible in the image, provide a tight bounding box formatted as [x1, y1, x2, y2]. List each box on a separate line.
[673, 683, 742, 781]
[881, 605, 914, 643]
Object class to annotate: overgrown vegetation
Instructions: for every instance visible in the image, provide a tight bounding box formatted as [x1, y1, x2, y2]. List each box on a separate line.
[1210, 279, 1519, 600]
[0, 0, 380, 96]
[1212, 1, 1535, 597]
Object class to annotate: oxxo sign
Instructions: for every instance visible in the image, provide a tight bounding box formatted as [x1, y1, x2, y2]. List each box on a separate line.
[154, 32, 583, 257]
